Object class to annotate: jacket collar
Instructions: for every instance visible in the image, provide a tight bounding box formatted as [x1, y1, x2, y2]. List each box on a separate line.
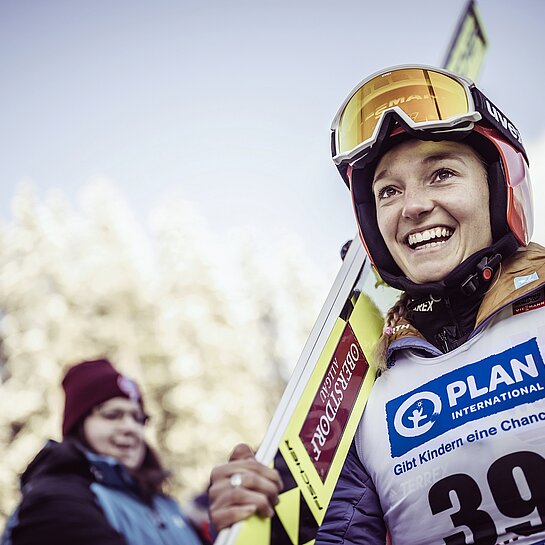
[386, 243, 545, 363]
[83, 448, 140, 494]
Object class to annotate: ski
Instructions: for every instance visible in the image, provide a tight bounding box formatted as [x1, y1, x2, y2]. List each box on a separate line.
[215, 235, 397, 545]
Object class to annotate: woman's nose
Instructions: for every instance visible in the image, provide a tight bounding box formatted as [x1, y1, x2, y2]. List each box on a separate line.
[401, 187, 434, 220]
[118, 413, 142, 433]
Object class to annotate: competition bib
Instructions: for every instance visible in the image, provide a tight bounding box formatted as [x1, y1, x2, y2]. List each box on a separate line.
[359, 303, 545, 545]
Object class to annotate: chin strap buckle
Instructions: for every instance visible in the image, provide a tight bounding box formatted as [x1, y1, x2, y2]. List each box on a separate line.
[461, 254, 502, 295]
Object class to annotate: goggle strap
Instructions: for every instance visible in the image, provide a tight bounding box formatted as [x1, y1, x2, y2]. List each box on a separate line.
[472, 88, 528, 161]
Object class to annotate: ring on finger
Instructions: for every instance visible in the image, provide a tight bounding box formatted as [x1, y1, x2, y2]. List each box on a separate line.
[229, 473, 243, 488]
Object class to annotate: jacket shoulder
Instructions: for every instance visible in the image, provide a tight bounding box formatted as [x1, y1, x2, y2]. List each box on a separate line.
[7, 442, 127, 545]
[477, 243, 545, 326]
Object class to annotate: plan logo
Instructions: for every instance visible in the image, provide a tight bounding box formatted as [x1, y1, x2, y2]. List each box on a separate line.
[393, 392, 441, 438]
[386, 337, 545, 457]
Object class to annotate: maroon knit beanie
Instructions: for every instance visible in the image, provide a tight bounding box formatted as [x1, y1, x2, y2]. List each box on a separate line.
[62, 358, 144, 438]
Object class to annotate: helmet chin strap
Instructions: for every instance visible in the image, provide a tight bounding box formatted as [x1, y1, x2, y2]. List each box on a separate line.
[461, 253, 502, 295]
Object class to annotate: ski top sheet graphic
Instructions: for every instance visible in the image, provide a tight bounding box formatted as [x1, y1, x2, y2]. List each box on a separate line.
[215, 238, 396, 545]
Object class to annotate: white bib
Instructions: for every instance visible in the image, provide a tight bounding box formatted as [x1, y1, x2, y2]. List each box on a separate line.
[357, 303, 545, 545]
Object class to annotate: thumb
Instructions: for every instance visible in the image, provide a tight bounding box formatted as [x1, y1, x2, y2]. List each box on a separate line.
[229, 443, 255, 461]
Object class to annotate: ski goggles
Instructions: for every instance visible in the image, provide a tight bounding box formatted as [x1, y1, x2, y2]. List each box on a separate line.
[331, 65, 526, 168]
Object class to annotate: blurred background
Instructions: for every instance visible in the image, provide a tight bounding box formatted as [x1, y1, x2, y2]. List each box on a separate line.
[0, 0, 544, 523]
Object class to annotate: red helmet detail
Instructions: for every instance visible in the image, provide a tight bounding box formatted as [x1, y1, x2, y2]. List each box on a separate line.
[472, 125, 533, 246]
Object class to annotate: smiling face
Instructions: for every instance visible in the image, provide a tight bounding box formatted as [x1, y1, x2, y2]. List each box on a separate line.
[83, 397, 147, 471]
[372, 139, 493, 284]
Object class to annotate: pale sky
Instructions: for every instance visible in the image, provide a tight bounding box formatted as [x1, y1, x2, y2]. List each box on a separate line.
[1, 0, 544, 273]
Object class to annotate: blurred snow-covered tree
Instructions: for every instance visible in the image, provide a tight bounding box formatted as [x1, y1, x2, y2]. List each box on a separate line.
[0, 181, 329, 524]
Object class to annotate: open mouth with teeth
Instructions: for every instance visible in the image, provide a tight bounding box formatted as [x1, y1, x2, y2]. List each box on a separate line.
[407, 227, 454, 250]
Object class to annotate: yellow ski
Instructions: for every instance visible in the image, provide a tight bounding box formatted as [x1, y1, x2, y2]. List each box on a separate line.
[216, 237, 395, 545]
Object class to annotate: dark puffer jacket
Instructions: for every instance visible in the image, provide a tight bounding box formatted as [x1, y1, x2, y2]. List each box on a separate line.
[2, 439, 205, 545]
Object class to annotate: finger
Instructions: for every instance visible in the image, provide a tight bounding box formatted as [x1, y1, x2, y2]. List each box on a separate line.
[208, 470, 278, 508]
[210, 458, 283, 492]
[210, 449, 257, 484]
[211, 504, 257, 531]
[235, 470, 282, 504]
[210, 487, 275, 520]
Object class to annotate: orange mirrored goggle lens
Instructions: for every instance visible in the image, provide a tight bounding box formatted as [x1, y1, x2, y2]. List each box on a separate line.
[336, 68, 471, 155]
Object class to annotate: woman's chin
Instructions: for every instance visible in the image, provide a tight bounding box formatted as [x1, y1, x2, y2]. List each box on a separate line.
[405, 263, 458, 285]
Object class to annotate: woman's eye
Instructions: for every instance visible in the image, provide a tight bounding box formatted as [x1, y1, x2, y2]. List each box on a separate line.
[98, 410, 148, 424]
[132, 413, 149, 425]
[376, 186, 398, 200]
[433, 168, 455, 182]
[101, 412, 121, 420]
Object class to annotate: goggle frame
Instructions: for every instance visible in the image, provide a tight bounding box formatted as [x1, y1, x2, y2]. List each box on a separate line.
[331, 65, 506, 168]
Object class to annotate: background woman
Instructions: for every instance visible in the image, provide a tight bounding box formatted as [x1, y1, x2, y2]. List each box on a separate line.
[2, 358, 211, 545]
